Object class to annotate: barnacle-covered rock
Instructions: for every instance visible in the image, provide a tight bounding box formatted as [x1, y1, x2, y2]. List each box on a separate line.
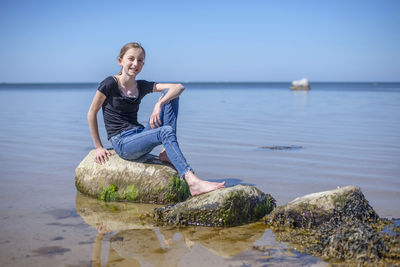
[155, 185, 276, 227]
[75, 149, 189, 204]
[264, 185, 400, 265]
[265, 185, 378, 228]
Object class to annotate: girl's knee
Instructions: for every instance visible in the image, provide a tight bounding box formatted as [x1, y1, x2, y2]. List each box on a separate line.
[160, 125, 174, 136]
[159, 126, 177, 142]
[161, 89, 179, 103]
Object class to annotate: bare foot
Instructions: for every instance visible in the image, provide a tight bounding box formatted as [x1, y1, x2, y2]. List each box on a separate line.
[159, 149, 172, 164]
[184, 171, 225, 196]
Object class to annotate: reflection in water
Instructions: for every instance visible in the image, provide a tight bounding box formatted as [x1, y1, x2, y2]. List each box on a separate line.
[76, 192, 325, 266]
[291, 90, 309, 108]
[76, 191, 158, 231]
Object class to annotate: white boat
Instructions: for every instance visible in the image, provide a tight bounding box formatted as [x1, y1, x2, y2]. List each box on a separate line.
[290, 78, 310, 90]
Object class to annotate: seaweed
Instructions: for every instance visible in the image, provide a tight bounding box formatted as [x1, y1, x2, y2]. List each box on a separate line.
[99, 184, 119, 202]
[123, 184, 139, 201]
[254, 195, 275, 218]
[165, 176, 190, 203]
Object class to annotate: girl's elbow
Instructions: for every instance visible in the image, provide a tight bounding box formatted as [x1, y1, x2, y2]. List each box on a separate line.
[177, 83, 185, 93]
[87, 110, 96, 121]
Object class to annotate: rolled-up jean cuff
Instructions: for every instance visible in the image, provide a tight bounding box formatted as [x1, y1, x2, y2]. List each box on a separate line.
[180, 167, 193, 180]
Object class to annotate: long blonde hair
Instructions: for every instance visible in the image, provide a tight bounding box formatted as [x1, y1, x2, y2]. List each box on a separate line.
[118, 42, 146, 75]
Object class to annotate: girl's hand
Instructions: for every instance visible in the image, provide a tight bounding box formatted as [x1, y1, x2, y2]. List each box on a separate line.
[150, 102, 162, 129]
[95, 147, 111, 164]
[96, 223, 112, 235]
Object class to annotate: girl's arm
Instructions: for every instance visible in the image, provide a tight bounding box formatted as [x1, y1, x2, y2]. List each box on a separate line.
[87, 91, 111, 164]
[149, 83, 185, 129]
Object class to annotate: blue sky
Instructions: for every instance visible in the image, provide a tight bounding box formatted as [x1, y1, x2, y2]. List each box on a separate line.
[1, 0, 399, 82]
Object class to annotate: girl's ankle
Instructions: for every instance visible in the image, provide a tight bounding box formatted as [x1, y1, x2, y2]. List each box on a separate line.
[184, 170, 196, 184]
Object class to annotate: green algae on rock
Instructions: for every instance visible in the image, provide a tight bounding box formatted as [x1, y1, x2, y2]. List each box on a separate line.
[100, 184, 119, 201]
[165, 176, 190, 203]
[264, 185, 400, 266]
[154, 185, 276, 227]
[75, 149, 189, 204]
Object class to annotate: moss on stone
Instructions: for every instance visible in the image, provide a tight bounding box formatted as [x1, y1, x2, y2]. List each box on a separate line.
[81, 176, 190, 204]
[99, 184, 119, 202]
[123, 184, 139, 201]
[254, 196, 274, 218]
[154, 185, 276, 227]
[75, 179, 89, 196]
[165, 176, 190, 203]
[221, 191, 252, 226]
[220, 192, 276, 226]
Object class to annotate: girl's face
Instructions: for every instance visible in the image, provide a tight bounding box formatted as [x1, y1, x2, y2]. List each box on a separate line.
[118, 48, 145, 77]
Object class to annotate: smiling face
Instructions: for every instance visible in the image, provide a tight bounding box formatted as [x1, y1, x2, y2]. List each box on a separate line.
[118, 47, 145, 77]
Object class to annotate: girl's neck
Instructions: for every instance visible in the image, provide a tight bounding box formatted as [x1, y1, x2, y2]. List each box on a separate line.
[117, 73, 136, 88]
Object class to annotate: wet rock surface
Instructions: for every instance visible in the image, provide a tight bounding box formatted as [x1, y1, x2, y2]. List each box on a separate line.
[75, 149, 189, 204]
[265, 185, 379, 228]
[264, 185, 400, 265]
[154, 185, 276, 227]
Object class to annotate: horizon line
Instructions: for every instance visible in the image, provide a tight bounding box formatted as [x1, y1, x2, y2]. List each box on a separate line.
[1, 80, 400, 85]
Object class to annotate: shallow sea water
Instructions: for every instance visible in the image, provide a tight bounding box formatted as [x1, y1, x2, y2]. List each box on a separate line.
[0, 82, 399, 266]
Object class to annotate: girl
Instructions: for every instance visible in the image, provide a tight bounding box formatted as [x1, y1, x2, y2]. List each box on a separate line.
[88, 42, 225, 196]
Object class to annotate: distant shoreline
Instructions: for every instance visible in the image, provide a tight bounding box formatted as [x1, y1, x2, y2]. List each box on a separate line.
[1, 81, 399, 85]
[1, 81, 400, 92]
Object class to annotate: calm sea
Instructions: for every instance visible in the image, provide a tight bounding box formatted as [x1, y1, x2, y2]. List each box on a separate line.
[0, 82, 399, 266]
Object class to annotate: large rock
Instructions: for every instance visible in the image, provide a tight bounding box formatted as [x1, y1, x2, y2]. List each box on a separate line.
[154, 185, 276, 227]
[265, 185, 378, 228]
[264, 186, 400, 265]
[75, 149, 190, 204]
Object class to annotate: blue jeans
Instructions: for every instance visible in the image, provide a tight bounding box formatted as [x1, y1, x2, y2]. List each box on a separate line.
[110, 90, 192, 179]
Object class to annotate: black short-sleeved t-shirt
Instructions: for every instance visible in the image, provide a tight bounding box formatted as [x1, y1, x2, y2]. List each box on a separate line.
[97, 76, 154, 139]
